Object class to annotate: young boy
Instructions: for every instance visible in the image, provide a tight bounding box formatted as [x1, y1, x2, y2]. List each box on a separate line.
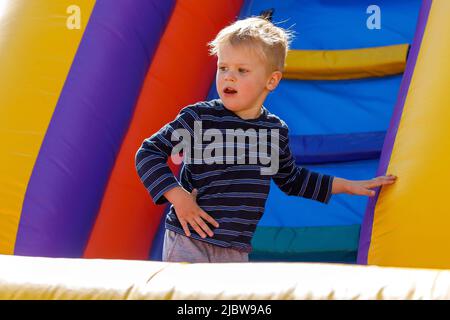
[135, 17, 396, 263]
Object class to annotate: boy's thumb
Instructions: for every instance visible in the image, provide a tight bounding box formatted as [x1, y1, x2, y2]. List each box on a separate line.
[191, 188, 198, 198]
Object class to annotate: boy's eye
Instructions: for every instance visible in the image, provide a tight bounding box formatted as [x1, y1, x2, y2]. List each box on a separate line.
[218, 67, 248, 74]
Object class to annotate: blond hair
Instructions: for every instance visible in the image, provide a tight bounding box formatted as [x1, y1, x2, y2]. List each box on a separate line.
[208, 16, 293, 72]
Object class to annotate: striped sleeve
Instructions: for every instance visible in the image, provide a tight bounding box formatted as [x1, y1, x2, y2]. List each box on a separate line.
[135, 106, 198, 205]
[272, 126, 334, 204]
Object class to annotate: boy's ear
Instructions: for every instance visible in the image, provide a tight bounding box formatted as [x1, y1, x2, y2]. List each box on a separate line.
[267, 71, 283, 91]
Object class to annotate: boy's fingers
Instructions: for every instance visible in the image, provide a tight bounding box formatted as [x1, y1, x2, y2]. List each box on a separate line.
[354, 185, 375, 196]
[189, 220, 207, 239]
[367, 177, 395, 188]
[194, 216, 214, 237]
[376, 176, 396, 183]
[199, 210, 219, 228]
[358, 188, 375, 197]
[179, 219, 191, 237]
[369, 181, 385, 188]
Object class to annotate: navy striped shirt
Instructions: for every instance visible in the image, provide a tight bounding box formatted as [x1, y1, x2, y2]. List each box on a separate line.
[135, 99, 334, 252]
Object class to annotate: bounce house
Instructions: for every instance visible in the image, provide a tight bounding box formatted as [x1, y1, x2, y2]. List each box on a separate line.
[0, 0, 449, 299]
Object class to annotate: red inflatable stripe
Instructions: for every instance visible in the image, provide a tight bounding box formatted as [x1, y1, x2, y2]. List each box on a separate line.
[84, 0, 243, 259]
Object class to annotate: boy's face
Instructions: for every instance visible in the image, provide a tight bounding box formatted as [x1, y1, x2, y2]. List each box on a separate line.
[216, 43, 281, 120]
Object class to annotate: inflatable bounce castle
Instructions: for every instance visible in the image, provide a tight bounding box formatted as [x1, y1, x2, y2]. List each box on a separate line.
[0, 0, 449, 299]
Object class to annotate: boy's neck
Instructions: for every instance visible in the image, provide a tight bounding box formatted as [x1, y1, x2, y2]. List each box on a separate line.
[224, 104, 263, 120]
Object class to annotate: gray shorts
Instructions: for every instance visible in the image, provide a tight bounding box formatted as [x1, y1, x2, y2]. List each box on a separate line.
[162, 229, 249, 263]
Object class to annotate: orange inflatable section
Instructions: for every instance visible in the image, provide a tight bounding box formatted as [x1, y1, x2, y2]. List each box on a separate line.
[84, 0, 243, 259]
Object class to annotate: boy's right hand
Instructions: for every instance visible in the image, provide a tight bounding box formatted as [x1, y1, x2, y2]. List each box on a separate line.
[164, 187, 219, 238]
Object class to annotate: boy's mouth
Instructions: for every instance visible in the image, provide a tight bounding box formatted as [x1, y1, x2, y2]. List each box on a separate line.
[223, 87, 237, 95]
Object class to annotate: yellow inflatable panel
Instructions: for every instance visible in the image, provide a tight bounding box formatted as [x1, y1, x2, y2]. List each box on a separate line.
[283, 44, 408, 80]
[0, 0, 95, 254]
[369, 0, 450, 269]
[0, 255, 448, 299]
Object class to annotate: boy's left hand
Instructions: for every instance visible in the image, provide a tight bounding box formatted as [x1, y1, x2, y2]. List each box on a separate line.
[332, 175, 397, 197]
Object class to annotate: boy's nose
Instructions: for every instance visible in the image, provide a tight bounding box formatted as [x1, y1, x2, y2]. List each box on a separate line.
[224, 71, 236, 82]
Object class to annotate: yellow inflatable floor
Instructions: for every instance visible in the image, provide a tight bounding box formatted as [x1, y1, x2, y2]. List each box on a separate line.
[0, 255, 448, 299]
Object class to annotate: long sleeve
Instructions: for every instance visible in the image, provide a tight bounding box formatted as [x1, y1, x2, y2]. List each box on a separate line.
[135, 106, 199, 205]
[272, 126, 334, 204]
